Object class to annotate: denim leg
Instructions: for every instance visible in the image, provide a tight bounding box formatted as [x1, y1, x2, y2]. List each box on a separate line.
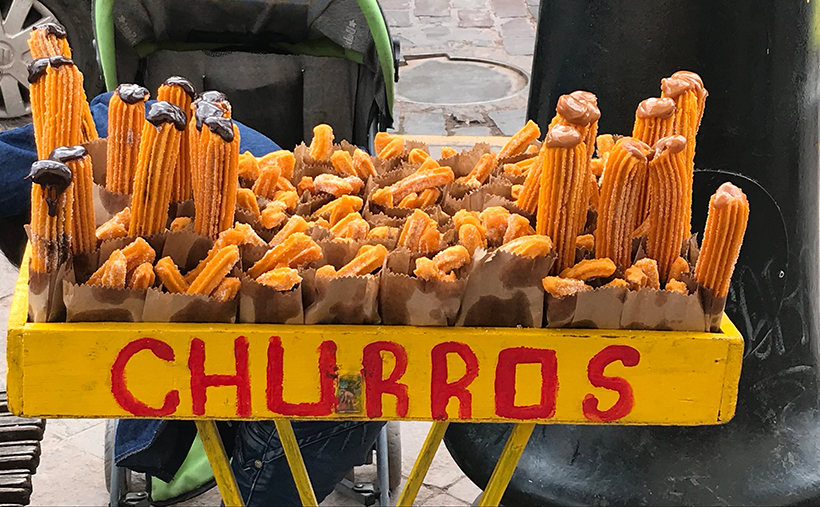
[231, 420, 386, 507]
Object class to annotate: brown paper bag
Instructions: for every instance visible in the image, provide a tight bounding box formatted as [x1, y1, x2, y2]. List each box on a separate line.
[545, 285, 628, 328]
[302, 268, 381, 324]
[620, 288, 707, 331]
[379, 250, 467, 326]
[456, 249, 554, 327]
[142, 288, 238, 323]
[27, 263, 68, 323]
[237, 273, 304, 324]
[63, 279, 146, 322]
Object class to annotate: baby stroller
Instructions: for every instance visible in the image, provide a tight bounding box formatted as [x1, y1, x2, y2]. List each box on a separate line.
[92, 0, 401, 505]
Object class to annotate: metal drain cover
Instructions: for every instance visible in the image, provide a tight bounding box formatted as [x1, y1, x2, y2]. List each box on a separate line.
[396, 57, 528, 104]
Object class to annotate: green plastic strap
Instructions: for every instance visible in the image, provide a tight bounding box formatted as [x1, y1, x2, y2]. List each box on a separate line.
[150, 433, 216, 502]
[356, 0, 395, 115]
[94, 0, 118, 91]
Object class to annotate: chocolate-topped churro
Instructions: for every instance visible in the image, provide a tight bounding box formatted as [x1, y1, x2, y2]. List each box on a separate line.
[193, 113, 241, 239]
[50, 146, 95, 254]
[157, 76, 196, 202]
[105, 84, 149, 194]
[28, 160, 73, 273]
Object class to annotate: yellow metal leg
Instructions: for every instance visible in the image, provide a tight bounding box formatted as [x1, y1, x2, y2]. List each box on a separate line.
[275, 419, 319, 507]
[476, 423, 535, 507]
[194, 420, 245, 507]
[396, 421, 450, 506]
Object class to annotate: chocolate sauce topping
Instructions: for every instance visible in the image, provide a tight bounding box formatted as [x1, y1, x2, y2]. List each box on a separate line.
[636, 97, 676, 119]
[27, 56, 74, 83]
[196, 90, 228, 103]
[556, 94, 601, 125]
[115, 84, 150, 104]
[163, 76, 196, 99]
[569, 90, 598, 106]
[27, 160, 73, 216]
[203, 116, 235, 142]
[544, 124, 583, 148]
[146, 101, 187, 131]
[49, 145, 87, 163]
[620, 138, 650, 161]
[194, 101, 224, 130]
[653, 135, 687, 155]
[33, 22, 66, 38]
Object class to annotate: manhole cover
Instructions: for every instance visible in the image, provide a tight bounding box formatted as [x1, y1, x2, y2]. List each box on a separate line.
[396, 57, 528, 105]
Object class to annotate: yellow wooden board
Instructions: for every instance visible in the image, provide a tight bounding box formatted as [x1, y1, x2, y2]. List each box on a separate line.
[7, 250, 743, 425]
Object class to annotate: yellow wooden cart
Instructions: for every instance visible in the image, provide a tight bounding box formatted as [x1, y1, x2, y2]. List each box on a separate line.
[6, 246, 744, 507]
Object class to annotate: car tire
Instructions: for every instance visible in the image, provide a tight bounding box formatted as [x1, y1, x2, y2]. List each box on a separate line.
[0, 0, 101, 128]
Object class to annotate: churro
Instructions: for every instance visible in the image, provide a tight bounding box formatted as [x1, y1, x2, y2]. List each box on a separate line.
[665, 279, 688, 294]
[646, 135, 689, 283]
[536, 125, 588, 273]
[377, 138, 404, 160]
[127, 262, 156, 290]
[541, 276, 590, 298]
[211, 277, 241, 302]
[96, 208, 130, 241]
[129, 101, 187, 236]
[170, 217, 192, 232]
[408, 148, 431, 165]
[257, 267, 302, 291]
[270, 215, 310, 246]
[414, 245, 471, 281]
[633, 257, 660, 290]
[314, 174, 364, 197]
[87, 250, 127, 289]
[192, 114, 241, 239]
[602, 278, 630, 290]
[331, 150, 357, 176]
[499, 120, 541, 159]
[669, 256, 690, 282]
[502, 213, 534, 244]
[624, 265, 648, 290]
[260, 203, 288, 230]
[440, 147, 458, 158]
[458, 223, 486, 254]
[314, 195, 363, 226]
[560, 258, 616, 280]
[236, 188, 261, 220]
[480, 207, 511, 245]
[309, 124, 334, 161]
[515, 146, 545, 214]
[273, 190, 299, 211]
[27, 159, 73, 273]
[333, 244, 389, 277]
[595, 137, 651, 268]
[457, 153, 497, 186]
[187, 245, 240, 296]
[329, 212, 370, 241]
[504, 158, 536, 177]
[158, 77, 197, 202]
[397, 209, 441, 254]
[694, 182, 749, 298]
[552, 92, 600, 165]
[248, 233, 322, 277]
[50, 145, 95, 254]
[238, 151, 259, 182]
[498, 235, 554, 258]
[28, 55, 85, 159]
[353, 148, 377, 178]
[576, 234, 595, 251]
[155, 257, 189, 293]
[105, 84, 149, 193]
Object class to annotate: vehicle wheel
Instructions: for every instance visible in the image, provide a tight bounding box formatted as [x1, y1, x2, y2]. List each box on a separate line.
[0, 0, 101, 125]
[104, 420, 132, 494]
[386, 421, 402, 492]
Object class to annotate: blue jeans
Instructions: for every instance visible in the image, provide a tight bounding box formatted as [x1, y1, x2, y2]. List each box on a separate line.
[231, 420, 386, 506]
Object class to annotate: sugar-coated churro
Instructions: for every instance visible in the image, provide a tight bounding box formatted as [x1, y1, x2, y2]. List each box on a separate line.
[27, 159, 73, 273]
[50, 145, 95, 254]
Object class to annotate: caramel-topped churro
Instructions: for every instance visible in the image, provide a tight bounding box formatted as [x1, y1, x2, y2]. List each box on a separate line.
[105, 84, 149, 194]
[694, 182, 750, 298]
[27, 160, 73, 273]
[646, 135, 688, 283]
[157, 76, 197, 202]
[595, 137, 651, 268]
[536, 124, 588, 273]
[551, 92, 600, 165]
[631, 97, 677, 228]
[129, 101, 187, 236]
[50, 145, 95, 254]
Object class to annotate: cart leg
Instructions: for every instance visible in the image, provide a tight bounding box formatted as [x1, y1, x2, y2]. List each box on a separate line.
[396, 421, 449, 507]
[377, 425, 390, 506]
[274, 419, 319, 507]
[194, 420, 245, 507]
[476, 423, 535, 507]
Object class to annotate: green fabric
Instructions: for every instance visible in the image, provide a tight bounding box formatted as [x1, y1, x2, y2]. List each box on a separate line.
[355, 0, 395, 114]
[150, 433, 215, 502]
[94, 0, 118, 91]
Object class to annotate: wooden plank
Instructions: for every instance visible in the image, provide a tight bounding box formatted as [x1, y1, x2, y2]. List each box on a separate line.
[7, 248, 744, 425]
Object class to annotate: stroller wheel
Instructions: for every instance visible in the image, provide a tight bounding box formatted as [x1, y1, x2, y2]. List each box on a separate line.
[104, 420, 132, 493]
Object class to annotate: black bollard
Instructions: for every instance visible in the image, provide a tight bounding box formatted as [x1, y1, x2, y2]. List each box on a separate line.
[445, 0, 820, 504]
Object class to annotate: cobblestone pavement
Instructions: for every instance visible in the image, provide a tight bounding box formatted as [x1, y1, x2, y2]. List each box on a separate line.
[0, 1, 537, 504]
